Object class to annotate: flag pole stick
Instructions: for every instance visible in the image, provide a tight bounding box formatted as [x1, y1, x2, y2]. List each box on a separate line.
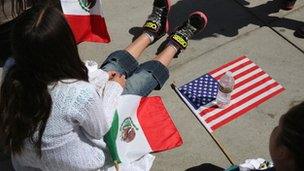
[114, 161, 119, 171]
[171, 83, 235, 165]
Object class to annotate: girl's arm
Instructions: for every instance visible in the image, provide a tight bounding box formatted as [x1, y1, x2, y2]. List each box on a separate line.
[84, 60, 124, 130]
[85, 61, 110, 94]
[85, 60, 125, 121]
[101, 80, 123, 120]
[73, 86, 115, 139]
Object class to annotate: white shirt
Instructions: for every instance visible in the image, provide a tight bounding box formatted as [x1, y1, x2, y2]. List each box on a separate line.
[12, 62, 123, 171]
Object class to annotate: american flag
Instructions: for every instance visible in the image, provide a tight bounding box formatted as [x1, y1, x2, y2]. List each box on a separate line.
[176, 56, 285, 132]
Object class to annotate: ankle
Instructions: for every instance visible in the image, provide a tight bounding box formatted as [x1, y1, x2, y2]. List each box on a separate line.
[167, 41, 181, 52]
[143, 32, 155, 43]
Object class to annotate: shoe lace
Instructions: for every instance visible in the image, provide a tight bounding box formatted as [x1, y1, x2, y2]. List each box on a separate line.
[176, 22, 197, 40]
[147, 7, 164, 24]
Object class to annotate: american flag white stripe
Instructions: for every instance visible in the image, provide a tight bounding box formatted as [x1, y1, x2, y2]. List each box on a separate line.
[177, 56, 285, 132]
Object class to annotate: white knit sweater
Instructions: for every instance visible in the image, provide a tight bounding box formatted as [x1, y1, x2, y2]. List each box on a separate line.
[11, 62, 124, 171]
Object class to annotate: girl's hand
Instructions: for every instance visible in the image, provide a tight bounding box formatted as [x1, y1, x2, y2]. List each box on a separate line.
[111, 73, 126, 88]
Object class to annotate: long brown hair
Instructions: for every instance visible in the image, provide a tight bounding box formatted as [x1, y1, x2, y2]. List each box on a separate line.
[0, 4, 88, 156]
[279, 101, 304, 171]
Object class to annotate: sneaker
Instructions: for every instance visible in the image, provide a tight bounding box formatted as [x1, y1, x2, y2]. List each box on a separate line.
[280, 0, 296, 10]
[143, 0, 171, 40]
[294, 26, 304, 38]
[168, 11, 208, 50]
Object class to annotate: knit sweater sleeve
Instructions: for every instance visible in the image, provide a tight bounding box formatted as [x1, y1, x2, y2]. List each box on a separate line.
[85, 60, 123, 125]
[101, 80, 123, 122]
[85, 60, 110, 93]
[73, 86, 111, 139]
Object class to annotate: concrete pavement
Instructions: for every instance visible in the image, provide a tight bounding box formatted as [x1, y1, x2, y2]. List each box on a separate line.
[0, 0, 303, 170]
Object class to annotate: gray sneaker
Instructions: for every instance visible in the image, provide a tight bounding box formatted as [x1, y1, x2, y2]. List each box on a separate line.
[168, 11, 208, 50]
[143, 0, 172, 40]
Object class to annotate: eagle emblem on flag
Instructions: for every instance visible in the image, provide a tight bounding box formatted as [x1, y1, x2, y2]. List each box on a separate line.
[120, 117, 139, 143]
[78, 0, 97, 12]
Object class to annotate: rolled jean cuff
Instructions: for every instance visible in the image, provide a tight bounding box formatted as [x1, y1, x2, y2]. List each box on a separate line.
[139, 60, 169, 90]
[100, 50, 138, 77]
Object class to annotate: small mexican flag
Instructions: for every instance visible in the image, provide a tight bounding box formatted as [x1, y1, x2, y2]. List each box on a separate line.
[60, 0, 110, 44]
[104, 95, 183, 164]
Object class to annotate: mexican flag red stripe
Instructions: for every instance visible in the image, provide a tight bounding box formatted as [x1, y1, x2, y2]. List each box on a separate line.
[61, 0, 110, 44]
[104, 95, 183, 164]
[137, 96, 183, 152]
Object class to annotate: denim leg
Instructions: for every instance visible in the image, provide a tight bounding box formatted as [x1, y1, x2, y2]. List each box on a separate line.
[100, 50, 138, 78]
[123, 60, 169, 96]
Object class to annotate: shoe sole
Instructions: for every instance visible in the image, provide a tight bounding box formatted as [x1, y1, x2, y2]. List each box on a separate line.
[281, 6, 295, 10]
[280, 0, 296, 10]
[189, 11, 208, 32]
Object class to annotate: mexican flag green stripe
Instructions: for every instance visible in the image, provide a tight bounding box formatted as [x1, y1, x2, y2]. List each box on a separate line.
[104, 111, 120, 163]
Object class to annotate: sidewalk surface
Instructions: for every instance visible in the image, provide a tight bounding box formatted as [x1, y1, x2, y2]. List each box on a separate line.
[1, 0, 303, 170]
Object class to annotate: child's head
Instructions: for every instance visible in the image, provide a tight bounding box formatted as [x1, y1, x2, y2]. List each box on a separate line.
[269, 101, 304, 171]
[11, 4, 87, 81]
[0, 5, 88, 156]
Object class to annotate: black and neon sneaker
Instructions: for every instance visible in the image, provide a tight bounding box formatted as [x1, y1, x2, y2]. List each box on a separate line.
[143, 0, 172, 40]
[168, 11, 208, 50]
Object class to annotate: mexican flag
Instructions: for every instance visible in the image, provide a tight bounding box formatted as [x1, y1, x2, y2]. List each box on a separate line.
[104, 95, 183, 164]
[60, 0, 110, 44]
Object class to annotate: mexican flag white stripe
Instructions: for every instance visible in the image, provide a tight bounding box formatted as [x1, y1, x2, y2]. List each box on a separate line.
[61, 0, 104, 16]
[104, 95, 183, 164]
[60, 0, 110, 43]
[113, 95, 151, 163]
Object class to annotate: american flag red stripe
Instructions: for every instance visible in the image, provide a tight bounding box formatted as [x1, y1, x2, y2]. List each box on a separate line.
[180, 56, 285, 132]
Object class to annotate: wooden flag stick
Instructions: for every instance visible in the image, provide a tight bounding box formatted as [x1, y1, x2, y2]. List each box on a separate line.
[114, 161, 119, 171]
[171, 83, 235, 166]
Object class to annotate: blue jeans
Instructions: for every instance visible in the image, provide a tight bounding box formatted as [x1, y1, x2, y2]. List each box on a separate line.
[100, 50, 169, 96]
[1, 51, 170, 96]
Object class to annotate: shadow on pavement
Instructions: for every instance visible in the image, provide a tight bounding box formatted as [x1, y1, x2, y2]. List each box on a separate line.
[129, 0, 303, 41]
[185, 163, 225, 171]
